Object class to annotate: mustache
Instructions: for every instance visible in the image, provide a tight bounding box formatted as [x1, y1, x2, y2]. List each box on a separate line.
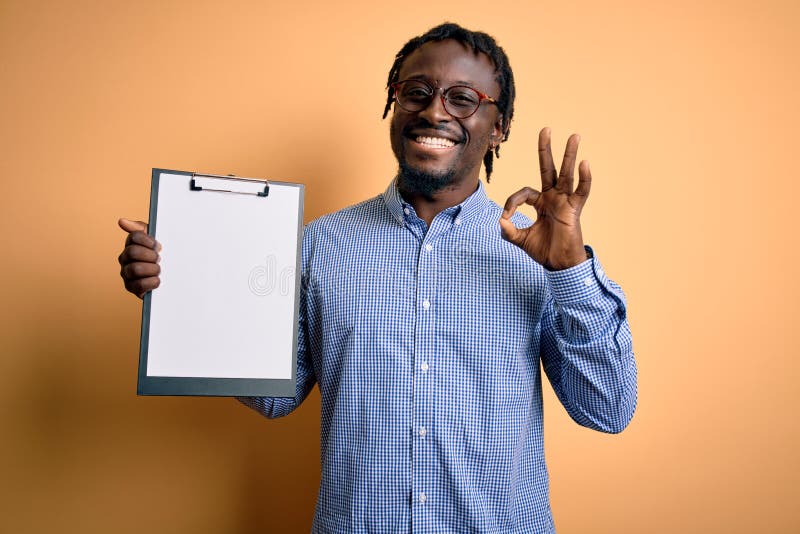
[402, 120, 466, 143]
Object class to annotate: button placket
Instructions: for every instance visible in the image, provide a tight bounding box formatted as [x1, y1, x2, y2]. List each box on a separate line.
[412, 226, 438, 522]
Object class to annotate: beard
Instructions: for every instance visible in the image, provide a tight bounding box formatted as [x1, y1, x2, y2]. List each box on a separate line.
[396, 160, 457, 201]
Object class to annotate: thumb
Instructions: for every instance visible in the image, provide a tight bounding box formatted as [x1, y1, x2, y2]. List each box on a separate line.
[498, 217, 525, 246]
[118, 218, 148, 234]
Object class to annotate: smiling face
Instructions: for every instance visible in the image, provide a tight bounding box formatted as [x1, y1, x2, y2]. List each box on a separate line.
[389, 39, 503, 199]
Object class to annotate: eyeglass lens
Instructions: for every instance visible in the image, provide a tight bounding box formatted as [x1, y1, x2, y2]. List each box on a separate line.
[395, 80, 482, 118]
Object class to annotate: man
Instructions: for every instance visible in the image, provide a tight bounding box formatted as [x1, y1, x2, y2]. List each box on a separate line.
[118, 23, 637, 533]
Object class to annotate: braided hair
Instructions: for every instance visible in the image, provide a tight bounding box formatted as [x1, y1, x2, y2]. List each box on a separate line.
[382, 22, 515, 182]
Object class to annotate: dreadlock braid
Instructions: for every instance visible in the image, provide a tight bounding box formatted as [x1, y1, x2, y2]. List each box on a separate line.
[382, 22, 515, 182]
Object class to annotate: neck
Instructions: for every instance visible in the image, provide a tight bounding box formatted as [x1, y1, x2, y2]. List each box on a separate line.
[398, 177, 479, 226]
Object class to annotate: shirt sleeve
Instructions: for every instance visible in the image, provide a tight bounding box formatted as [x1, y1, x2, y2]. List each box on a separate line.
[539, 246, 638, 433]
[236, 227, 318, 418]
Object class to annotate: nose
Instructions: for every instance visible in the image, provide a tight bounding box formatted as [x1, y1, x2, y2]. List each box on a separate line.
[417, 89, 451, 123]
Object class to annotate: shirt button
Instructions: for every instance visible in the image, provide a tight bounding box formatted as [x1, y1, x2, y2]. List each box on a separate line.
[404, 207, 410, 215]
[419, 492, 427, 504]
[419, 427, 427, 438]
[583, 277, 593, 287]
[422, 299, 430, 310]
[455, 217, 462, 225]
[420, 362, 429, 372]
[424, 243, 433, 252]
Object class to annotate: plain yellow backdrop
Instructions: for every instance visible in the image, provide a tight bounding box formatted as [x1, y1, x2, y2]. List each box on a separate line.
[1, 0, 798, 532]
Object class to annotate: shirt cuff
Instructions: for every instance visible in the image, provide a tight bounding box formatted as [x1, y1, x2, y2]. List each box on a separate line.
[546, 246, 604, 304]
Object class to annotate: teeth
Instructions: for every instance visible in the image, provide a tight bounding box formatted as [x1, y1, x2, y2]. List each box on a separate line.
[416, 136, 455, 148]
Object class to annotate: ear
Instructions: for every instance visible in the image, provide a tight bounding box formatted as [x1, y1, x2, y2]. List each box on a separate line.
[487, 114, 504, 150]
[491, 111, 505, 144]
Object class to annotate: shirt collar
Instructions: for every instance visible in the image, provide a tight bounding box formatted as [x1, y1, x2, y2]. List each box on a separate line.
[382, 177, 490, 226]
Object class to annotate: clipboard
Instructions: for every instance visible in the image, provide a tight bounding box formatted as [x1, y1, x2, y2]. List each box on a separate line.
[137, 168, 304, 397]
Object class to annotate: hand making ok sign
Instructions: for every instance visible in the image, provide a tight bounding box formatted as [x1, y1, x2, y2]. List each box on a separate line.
[499, 127, 592, 271]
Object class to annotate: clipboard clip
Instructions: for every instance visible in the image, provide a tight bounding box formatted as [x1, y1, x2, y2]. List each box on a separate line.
[190, 173, 270, 197]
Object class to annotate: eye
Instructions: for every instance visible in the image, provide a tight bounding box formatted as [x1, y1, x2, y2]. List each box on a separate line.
[406, 88, 429, 97]
[401, 82, 432, 103]
[447, 88, 479, 108]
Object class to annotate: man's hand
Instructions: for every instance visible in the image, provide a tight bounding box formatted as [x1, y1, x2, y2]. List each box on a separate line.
[117, 218, 161, 298]
[499, 127, 591, 271]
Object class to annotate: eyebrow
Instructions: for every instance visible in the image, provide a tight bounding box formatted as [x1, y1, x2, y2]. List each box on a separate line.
[404, 74, 479, 88]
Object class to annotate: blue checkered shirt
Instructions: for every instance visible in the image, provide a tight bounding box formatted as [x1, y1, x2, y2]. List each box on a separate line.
[240, 179, 637, 533]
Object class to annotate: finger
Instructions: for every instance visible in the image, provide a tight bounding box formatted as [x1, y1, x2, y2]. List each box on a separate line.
[124, 230, 159, 251]
[558, 133, 581, 193]
[124, 276, 161, 299]
[498, 217, 526, 247]
[538, 127, 557, 191]
[575, 160, 592, 200]
[120, 219, 162, 252]
[502, 187, 541, 218]
[121, 261, 161, 280]
[118, 218, 148, 234]
[118, 244, 160, 266]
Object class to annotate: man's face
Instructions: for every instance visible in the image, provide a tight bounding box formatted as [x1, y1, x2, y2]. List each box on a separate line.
[389, 39, 503, 198]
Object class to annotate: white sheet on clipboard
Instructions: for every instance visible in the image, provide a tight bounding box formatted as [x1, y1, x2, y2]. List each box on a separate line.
[145, 173, 300, 380]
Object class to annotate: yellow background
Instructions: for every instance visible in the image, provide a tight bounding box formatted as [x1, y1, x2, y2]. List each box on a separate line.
[1, 0, 798, 532]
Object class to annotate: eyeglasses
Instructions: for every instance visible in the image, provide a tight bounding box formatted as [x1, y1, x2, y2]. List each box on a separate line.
[390, 79, 497, 119]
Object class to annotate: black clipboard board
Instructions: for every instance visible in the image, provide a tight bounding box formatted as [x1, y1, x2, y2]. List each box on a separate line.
[137, 168, 303, 397]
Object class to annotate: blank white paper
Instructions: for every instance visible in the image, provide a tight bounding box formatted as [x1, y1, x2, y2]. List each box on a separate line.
[145, 173, 300, 380]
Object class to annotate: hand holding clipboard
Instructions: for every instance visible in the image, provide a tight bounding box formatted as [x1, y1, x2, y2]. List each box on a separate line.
[118, 218, 161, 298]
